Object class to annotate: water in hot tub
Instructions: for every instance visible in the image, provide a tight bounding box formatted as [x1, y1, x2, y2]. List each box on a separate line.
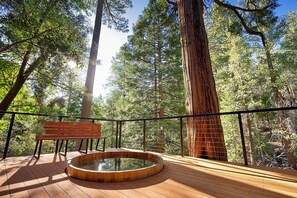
[75, 157, 155, 171]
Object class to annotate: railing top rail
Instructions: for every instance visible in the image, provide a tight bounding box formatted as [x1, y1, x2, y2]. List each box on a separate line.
[119, 106, 297, 122]
[1, 106, 297, 123]
[0, 111, 116, 122]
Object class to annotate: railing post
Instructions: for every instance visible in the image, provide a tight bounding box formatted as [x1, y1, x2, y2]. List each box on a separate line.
[119, 121, 122, 148]
[115, 121, 119, 148]
[143, 120, 146, 152]
[180, 117, 184, 157]
[90, 119, 95, 150]
[238, 113, 248, 166]
[3, 113, 15, 159]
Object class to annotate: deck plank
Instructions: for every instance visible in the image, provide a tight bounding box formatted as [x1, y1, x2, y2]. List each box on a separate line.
[2, 157, 31, 198]
[25, 158, 70, 198]
[1, 150, 297, 198]
[0, 160, 10, 198]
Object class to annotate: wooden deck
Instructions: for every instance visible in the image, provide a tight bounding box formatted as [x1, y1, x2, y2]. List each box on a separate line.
[1, 149, 297, 198]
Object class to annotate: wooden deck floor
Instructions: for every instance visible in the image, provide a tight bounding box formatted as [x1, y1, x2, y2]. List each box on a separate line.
[1, 149, 297, 198]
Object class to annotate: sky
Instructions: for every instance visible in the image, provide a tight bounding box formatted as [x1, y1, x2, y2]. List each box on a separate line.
[92, 0, 296, 97]
[93, 0, 149, 97]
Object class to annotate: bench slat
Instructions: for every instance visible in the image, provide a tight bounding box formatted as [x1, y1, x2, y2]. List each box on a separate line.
[34, 121, 106, 158]
[41, 122, 101, 136]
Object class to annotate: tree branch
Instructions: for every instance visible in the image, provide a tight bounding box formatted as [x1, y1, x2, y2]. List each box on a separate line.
[166, 0, 177, 6]
[214, 0, 266, 47]
[0, 26, 61, 54]
[24, 49, 48, 78]
[220, 2, 274, 13]
[19, 50, 32, 76]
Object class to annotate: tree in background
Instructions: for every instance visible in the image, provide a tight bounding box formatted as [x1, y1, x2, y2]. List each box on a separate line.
[0, 0, 92, 119]
[208, 1, 297, 168]
[106, 0, 183, 153]
[80, 0, 132, 119]
[163, 0, 278, 160]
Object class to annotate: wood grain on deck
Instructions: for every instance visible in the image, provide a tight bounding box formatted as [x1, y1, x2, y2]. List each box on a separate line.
[1, 149, 297, 198]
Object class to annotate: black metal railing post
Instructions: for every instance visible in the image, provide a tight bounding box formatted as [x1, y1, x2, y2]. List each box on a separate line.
[143, 120, 146, 152]
[119, 121, 122, 148]
[3, 113, 15, 159]
[180, 117, 184, 157]
[238, 113, 248, 166]
[115, 121, 119, 148]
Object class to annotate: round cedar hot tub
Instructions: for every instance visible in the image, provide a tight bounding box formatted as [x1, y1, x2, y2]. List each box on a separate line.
[67, 151, 164, 182]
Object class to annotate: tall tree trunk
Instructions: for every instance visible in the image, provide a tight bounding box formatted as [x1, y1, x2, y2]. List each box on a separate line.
[0, 50, 46, 119]
[177, 0, 227, 160]
[265, 48, 281, 106]
[80, 0, 103, 119]
[265, 46, 296, 169]
[247, 112, 256, 165]
[77, 0, 103, 150]
[157, 26, 165, 153]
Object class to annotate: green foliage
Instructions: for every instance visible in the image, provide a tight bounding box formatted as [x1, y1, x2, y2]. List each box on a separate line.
[30, 122, 44, 136]
[0, 0, 92, 115]
[208, 2, 297, 166]
[106, 0, 183, 119]
[102, 0, 133, 32]
[0, 0, 296, 168]
[0, 0, 94, 156]
[103, 0, 184, 154]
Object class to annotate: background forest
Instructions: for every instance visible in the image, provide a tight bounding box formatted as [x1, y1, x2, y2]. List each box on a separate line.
[0, 0, 296, 168]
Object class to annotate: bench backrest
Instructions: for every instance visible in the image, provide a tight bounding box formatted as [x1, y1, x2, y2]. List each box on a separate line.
[42, 121, 101, 136]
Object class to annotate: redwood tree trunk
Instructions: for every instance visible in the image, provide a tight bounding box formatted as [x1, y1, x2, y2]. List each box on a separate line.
[177, 0, 227, 160]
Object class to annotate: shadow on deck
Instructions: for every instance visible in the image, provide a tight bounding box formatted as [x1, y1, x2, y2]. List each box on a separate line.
[1, 149, 297, 198]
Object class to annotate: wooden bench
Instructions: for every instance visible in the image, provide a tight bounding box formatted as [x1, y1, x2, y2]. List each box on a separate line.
[34, 121, 107, 158]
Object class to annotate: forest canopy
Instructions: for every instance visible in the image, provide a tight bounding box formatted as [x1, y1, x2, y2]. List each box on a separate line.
[0, 0, 296, 167]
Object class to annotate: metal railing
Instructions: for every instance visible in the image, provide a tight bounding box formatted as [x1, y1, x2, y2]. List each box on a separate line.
[0, 111, 117, 159]
[1, 106, 297, 169]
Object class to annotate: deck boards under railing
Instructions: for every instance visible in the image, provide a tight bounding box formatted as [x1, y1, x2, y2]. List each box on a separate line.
[1, 149, 297, 198]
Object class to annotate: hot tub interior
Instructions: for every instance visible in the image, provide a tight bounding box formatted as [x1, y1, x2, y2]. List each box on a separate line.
[67, 151, 164, 182]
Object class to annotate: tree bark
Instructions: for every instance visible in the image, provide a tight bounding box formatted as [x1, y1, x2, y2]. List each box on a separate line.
[80, 0, 103, 119]
[176, 0, 227, 160]
[246, 112, 256, 165]
[284, 139, 297, 169]
[77, 0, 103, 150]
[157, 23, 165, 153]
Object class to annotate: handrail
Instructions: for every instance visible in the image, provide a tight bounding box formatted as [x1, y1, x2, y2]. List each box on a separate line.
[0, 111, 118, 159]
[1, 106, 297, 162]
[119, 106, 297, 122]
[0, 110, 117, 122]
[2, 106, 297, 122]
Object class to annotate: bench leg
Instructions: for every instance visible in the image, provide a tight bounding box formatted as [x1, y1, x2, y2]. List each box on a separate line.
[79, 140, 83, 152]
[55, 140, 59, 154]
[95, 138, 106, 152]
[103, 138, 106, 152]
[85, 139, 89, 154]
[34, 140, 39, 157]
[90, 139, 93, 151]
[96, 138, 100, 150]
[59, 140, 64, 152]
[79, 139, 88, 154]
[37, 140, 43, 159]
[64, 140, 68, 156]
